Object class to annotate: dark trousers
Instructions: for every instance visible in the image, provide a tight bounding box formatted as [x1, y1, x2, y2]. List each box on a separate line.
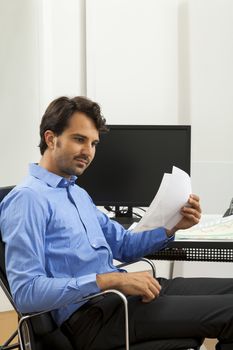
[61, 277, 233, 350]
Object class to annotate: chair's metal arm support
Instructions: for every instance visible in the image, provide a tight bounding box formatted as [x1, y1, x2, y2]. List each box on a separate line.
[18, 310, 53, 350]
[117, 257, 156, 278]
[7, 258, 157, 350]
[82, 289, 129, 350]
[140, 258, 156, 278]
[18, 289, 129, 350]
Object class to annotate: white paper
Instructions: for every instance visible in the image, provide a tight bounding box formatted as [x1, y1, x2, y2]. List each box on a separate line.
[132, 166, 192, 232]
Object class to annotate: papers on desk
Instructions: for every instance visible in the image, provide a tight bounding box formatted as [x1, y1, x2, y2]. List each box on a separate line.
[175, 215, 233, 240]
[132, 166, 192, 232]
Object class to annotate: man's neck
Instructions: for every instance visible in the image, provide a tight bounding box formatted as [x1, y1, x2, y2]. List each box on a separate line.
[39, 155, 71, 180]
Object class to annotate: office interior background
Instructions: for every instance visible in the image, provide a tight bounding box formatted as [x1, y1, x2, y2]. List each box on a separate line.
[0, 1, 233, 345]
[0, 0, 233, 216]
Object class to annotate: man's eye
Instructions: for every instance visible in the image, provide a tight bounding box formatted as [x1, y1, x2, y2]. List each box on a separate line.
[93, 142, 99, 148]
[74, 137, 84, 142]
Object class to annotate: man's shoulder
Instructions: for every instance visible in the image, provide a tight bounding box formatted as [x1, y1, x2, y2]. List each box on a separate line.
[13, 176, 45, 196]
[1, 176, 49, 209]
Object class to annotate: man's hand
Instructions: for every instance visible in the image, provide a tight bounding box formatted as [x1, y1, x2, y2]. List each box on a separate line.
[166, 194, 201, 237]
[96, 271, 161, 302]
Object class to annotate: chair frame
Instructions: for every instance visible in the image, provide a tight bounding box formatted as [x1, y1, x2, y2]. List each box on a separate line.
[1, 258, 155, 350]
[0, 255, 201, 350]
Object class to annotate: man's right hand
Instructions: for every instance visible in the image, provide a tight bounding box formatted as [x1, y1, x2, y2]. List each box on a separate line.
[96, 271, 161, 302]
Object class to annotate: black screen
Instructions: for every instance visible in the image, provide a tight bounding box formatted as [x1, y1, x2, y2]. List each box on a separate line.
[76, 125, 191, 207]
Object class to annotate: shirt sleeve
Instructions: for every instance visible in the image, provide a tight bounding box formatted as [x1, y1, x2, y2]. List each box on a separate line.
[95, 207, 174, 262]
[0, 188, 100, 314]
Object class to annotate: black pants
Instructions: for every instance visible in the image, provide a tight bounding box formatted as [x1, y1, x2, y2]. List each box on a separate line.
[61, 277, 233, 350]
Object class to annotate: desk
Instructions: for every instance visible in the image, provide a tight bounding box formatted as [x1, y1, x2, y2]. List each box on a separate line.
[146, 240, 233, 262]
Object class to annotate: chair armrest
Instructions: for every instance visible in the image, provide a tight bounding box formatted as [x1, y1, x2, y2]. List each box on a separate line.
[117, 257, 156, 278]
[18, 289, 130, 350]
[18, 258, 156, 350]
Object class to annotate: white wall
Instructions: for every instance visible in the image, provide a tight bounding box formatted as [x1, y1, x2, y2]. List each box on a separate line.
[188, 0, 233, 214]
[0, 0, 86, 311]
[0, 0, 40, 185]
[0, 0, 86, 186]
[86, 0, 233, 214]
[38, 0, 86, 113]
[1, 0, 232, 208]
[86, 0, 179, 124]
[1, 0, 233, 310]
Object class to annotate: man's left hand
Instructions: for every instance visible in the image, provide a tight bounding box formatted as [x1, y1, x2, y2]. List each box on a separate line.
[166, 194, 201, 237]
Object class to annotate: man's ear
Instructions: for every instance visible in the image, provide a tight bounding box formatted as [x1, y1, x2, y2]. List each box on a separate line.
[44, 130, 56, 150]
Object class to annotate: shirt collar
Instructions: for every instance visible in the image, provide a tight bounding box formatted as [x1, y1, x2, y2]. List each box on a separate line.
[29, 163, 77, 188]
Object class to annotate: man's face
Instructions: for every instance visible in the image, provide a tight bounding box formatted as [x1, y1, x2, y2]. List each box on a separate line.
[46, 112, 99, 178]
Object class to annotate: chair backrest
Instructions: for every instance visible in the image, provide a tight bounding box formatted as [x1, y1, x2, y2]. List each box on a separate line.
[0, 186, 15, 276]
[0, 185, 15, 202]
[0, 236, 12, 304]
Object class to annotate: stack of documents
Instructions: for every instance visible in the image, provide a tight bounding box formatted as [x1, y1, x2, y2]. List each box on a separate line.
[133, 166, 192, 232]
[176, 215, 233, 240]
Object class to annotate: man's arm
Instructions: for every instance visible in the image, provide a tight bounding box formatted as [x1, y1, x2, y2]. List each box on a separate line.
[96, 194, 201, 302]
[96, 194, 201, 261]
[97, 270, 161, 303]
[1, 188, 100, 313]
[96, 211, 173, 262]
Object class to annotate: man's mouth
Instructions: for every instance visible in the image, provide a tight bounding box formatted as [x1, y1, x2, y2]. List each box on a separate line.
[74, 158, 89, 166]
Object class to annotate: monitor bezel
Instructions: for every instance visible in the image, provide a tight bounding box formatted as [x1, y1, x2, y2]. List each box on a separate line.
[77, 124, 191, 208]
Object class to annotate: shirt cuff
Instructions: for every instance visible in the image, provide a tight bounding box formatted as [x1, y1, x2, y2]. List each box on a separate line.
[76, 273, 100, 297]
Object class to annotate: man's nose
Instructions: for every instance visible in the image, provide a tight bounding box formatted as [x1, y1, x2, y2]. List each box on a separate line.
[81, 143, 93, 157]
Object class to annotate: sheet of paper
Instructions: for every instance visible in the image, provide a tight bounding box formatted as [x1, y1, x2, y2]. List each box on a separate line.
[132, 166, 192, 232]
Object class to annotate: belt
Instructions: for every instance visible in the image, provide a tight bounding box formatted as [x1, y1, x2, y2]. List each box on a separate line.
[61, 295, 105, 336]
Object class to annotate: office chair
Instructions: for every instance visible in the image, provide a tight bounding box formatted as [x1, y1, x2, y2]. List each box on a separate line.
[0, 186, 203, 350]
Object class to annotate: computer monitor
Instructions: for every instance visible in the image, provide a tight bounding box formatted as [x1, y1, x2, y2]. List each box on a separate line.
[76, 125, 191, 222]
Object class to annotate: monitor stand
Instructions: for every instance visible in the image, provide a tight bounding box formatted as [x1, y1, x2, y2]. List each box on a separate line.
[111, 206, 140, 229]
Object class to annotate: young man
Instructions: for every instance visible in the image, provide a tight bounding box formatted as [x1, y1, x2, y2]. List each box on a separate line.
[1, 96, 233, 350]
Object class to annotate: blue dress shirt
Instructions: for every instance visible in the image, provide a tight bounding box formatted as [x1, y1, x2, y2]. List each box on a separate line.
[0, 164, 173, 325]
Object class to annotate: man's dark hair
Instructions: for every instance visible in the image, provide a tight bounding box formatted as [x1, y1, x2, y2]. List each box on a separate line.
[39, 96, 108, 155]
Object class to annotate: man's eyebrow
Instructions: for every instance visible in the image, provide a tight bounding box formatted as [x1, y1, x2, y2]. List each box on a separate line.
[71, 133, 100, 142]
[71, 133, 87, 138]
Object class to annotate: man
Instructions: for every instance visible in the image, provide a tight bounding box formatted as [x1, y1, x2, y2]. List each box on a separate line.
[1, 96, 233, 350]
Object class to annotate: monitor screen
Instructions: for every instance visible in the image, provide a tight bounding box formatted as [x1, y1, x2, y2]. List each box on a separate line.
[76, 125, 191, 209]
